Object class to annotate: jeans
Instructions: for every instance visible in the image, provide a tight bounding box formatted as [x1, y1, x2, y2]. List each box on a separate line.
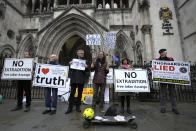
[45, 87, 58, 110]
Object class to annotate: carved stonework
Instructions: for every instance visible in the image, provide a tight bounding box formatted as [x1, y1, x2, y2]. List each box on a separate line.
[0, 0, 6, 19]
[141, 25, 152, 34]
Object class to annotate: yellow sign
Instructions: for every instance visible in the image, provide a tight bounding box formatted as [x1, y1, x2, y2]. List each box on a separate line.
[74, 88, 94, 101]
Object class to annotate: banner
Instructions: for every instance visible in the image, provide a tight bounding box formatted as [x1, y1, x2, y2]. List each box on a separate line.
[114, 69, 150, 92]
[70, 59, 86, 70]
[152, 60, 191, 85]
[58, 78, 71, 101]
[86, 34, 101, 45]
[1, 58, 33, 80]
[33, 64, 69, 88]
[104, 32, 116, 49]
[89, 68, 114, 84]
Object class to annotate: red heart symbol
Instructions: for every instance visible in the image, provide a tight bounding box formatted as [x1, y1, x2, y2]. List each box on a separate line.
[42, 68, 49, 75]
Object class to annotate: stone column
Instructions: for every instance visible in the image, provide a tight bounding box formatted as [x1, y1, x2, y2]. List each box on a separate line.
[32, 0, 36, 13]
[47, 0, 51, 12]
[141, 25, 153, 62]
[103, 0, 105, 9]
[67, 0, 70, 6]
[79, 0, 82, 5]
[39, 0, 43, 13]
[111, 0, 114, 8]
[120, 0, 122, 8]
[92, 0, 96, 6]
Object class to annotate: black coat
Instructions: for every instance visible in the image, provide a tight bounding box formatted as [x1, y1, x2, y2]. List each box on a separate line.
[69, 58, 89, 84]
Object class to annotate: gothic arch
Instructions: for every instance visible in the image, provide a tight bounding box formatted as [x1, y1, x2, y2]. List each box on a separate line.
[18, 34, 36, 58]
[38, 13, 106, 58]
[0, 45, 15, 57]
[115, 30, 134, 62]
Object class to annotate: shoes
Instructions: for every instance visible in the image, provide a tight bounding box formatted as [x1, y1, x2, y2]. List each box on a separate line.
[42, 110, 51, 114]
[160, 108, 166, 113]
[24, 106, 30, 112]
[11, 106, 22, 111]
[172, 109, 180, 114]
[65, 107, 72, 114]
[50, 110, 56, 115]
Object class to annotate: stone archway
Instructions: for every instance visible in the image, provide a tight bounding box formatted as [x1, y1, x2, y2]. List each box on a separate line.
[18, 34, 36, 58]
[0, 45, 15, 58]
[37, 12, 107, 61]
[114, 30, 134, 63]
[58, 35, 92, 65]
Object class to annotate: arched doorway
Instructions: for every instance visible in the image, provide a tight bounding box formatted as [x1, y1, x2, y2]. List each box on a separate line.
[58, 35, 92, 65]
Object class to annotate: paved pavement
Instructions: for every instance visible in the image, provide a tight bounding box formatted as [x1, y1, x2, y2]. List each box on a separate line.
[0, 100, 196, 131]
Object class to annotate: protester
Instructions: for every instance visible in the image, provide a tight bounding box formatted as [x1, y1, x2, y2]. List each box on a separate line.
[11, 52, 32, 112]
[91, 51, 109, 112]
[42, 54, 59, 115]
[118, 58, 133, 114]
[156, 49, 180, 114]
[65, 49, 89, 114]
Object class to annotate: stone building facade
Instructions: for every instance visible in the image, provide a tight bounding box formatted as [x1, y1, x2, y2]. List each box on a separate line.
[0, 0, 195, 65]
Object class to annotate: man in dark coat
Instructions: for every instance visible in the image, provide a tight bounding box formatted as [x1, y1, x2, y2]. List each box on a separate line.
[11, 52, 32, 112]
[156, 49, 179, 114]
[65, 49, 89, 114]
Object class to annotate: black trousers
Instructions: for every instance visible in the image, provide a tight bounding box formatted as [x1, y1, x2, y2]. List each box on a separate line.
[68, 83, 84, 108]
[17, 80, 31, 107]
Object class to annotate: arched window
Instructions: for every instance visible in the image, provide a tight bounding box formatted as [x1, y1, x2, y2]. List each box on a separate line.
[58, 0, 67, 5]
[82, 0, 92, 4]
[70, 0, 79, 4]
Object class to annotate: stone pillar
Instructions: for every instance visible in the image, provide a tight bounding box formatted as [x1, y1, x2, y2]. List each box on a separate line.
[79, 0, 82, 5]
[141, 25, 153, 62]
[103, 0, 105, 9]
[39, 0, 43, 13]
[47, 0, 51, 12]
[54, 0, 58, 8]
[92, 0, 96, 6]
[67, 0, 70, 6]
[120, 0, 122, 8]
[32, 0, 36, 13]
[111, 0, 114, 8]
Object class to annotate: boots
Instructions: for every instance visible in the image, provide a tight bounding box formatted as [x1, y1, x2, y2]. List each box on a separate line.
[65, 106, 73, 114]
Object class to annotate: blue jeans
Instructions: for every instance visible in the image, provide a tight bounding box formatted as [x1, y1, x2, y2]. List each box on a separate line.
[45, 88, 58, 110]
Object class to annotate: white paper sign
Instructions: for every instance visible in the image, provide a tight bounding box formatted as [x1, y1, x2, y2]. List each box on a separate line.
[86, 34, 101, 45]
[114, 69, 150, 92]
[58, 78, 71, 101]
[104, 32, 116, 49]
[33, 64, 69, 88]
[70, 59, 86, 70]
[152, 60, 191, 85]
[1, 58, 33, 80]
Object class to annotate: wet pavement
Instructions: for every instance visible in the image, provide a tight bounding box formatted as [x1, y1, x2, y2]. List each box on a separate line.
[0, 100, 196, 131]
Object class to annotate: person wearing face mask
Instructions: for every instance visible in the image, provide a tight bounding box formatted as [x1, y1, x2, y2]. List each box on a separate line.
[156, 49, 179, 114]
[91, 51, 109, 112]
[42, 54, 59, 115]
[65, 49, 89, 114]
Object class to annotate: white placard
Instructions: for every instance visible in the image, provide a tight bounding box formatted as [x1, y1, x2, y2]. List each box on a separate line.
[70, 59, 86, 71]
[152, 60, 191, 85]
[33, 64, 69, 88]
[86, 34, 101, 45]
[1, 58, 34, 80]
[114, 69, 150, 92]
[58, 78, 71, 101]
[104, 32, 116, 49]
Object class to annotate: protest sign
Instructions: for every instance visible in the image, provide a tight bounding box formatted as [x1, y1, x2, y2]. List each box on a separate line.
[33, 64, 69, 88]
[104, 32, 116, 49]
[70, 59, 86, 70]
[152, 60, 191, 85]
[114, 69, 150, 92]
[1, 58, 33, 80]
[86, 34, 101, 45]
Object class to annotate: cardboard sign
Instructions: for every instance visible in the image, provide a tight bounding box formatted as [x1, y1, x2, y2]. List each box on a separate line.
[114, 69, 150, 92]
[1, 58, 33, 80]
[86, 34, 101, 45]
[33, 64, 69, 88]
[70, 59, 86, 70]
[152, 60, 191, 85]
